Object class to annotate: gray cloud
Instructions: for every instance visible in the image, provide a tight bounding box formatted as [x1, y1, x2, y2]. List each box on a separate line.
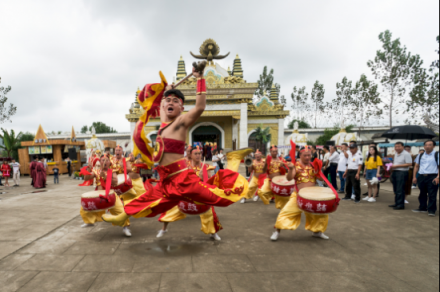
[1, 0, 438, 134]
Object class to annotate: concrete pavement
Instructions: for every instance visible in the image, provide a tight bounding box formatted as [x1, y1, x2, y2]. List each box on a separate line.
[0, 173, 438, 292]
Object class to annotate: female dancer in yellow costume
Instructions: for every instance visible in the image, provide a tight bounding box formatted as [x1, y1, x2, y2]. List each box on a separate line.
[242, 149, 266, 203]
[270, 146, 330, 241]
[157, 146, 223, 241]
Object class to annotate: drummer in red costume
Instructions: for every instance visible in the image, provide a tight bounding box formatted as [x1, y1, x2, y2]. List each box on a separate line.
[157, 146, 223, 241]
[102, 65, 252, 226]
[80, 157, 105, 228]
[257, 146, 290, 209]
[271, 146, 331, 241]
[82, 155, 133, 237]
[242, 149, 266, 203]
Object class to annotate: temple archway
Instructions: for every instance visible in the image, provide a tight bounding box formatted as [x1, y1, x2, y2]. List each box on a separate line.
[190, 122, 224, 149]
[248, 131, 269, 155]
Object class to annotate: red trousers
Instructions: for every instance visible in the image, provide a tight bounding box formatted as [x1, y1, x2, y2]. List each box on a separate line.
[124, 159, 248, 219]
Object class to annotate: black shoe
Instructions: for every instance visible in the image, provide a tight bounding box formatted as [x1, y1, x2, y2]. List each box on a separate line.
[389, 205, 397, 208]
[428, 213, 436, 217]
[393, 207, 405, 210]
[412, 209, 428, 213]
[362, 193, 368, 197]
[354, 200, 361, 204]
[342, 198, 351, 201]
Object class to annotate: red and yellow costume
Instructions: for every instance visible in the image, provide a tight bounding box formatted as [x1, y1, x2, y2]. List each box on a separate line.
[102, 74, 250, 227]
[257, 159, 289, 209]
[274, 162, 329, 233]
[158, 162, 223, 235]
[245, 159, 266, 199]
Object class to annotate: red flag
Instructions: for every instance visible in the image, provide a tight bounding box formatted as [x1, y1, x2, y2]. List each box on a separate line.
[290, 140, 296, 164]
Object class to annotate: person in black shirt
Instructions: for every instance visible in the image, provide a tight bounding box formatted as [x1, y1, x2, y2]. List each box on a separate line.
[311, 146, 318, 162]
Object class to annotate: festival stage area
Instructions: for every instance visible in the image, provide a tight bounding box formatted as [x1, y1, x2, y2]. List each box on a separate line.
[0, 172, 438, 292]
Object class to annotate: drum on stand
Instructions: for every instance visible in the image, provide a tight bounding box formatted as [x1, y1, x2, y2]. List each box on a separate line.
[178, 201, 211, 215]
[113, 174, 133, 196]
[297, 186, 338, 215]
[81, 190, 116, 212]
[270, 176, 296, 197]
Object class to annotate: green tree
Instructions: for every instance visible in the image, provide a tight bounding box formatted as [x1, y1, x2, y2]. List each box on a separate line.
[351, 74, 382, 137]
[81, 122, 117, 134]
[0, 78, 17, 124]
[367, 30, 424, 127]
[254, 124, 272, 154]
[255, 66, 274, 98]
[407, 36, 439, 128]
[310, 81, 325, 128]
[13, 132, 35, 160]
[291, 86, 311, 123]
[329, 77, 354, 126]
[288, 119, 311, 129]
[0, 128, 22, 159]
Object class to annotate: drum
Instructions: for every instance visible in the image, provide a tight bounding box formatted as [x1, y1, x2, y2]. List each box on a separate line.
[113, 174, 133, 196]
[270, 176, 296, 197]
[81, 190, 116, 212]
[178, 201, 211, 215]
[297, 186, 338, 215]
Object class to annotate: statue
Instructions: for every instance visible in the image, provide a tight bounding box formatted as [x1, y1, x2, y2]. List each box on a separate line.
[190, 39, 230, 65]
[294, 121, 299, 131]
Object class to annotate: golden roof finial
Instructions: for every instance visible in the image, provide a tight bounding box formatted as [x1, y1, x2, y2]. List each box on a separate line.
[180, 55, 183, 60]
[236, 54, 239, 58]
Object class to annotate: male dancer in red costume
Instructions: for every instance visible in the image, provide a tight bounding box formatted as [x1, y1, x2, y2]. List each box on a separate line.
[271, 146, 330, 241]
[157, 146, 222, 241]
[242, 149, 266, 203]
[102, 67, 251, 226]
[257, 146, 289, 209]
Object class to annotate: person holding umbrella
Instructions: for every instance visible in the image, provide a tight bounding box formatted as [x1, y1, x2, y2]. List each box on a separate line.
[388, 142, 413, 210]
[412, 140, 439, 217]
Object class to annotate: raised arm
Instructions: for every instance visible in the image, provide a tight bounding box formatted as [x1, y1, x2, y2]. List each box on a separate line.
[181, 68, 206, 127]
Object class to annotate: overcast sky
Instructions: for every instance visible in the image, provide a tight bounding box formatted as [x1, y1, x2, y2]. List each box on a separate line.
[1, 0, 438, 134]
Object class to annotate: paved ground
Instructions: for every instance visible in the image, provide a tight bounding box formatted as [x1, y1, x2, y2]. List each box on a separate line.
[0, 171, 438, 292]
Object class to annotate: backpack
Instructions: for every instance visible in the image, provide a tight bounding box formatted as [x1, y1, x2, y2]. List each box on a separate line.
[418, 151, 439, 168]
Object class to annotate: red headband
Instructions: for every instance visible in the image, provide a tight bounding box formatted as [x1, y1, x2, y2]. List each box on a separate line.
[270, 145, 278, 151]
[300, 146, 312, 153]
[256, 149, 262, 154]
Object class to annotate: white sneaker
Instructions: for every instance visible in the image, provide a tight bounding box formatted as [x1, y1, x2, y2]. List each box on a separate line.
[253, 196, 259, 202]
[364, 183, 368, 186]
[363, 197, 370, 201]
[368, 198, 376, 203]
[270, 231, 280, 241]
[240, 198, 246, 204]
[405, 200, 409, 204]
[81, 223, 94, 228]
[210, 233, 221, 241]
[122, 227, 132, 237]
[351, 195, 355, 200]
[157, 229, 168, 238]
[313, 232, 330, 240]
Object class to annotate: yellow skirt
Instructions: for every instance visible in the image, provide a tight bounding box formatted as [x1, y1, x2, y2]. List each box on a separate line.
[159, 206, 219, 235]
[80, 195, 130, 227]
[275, 192, 329, 233]
[257, 178, 290, 210]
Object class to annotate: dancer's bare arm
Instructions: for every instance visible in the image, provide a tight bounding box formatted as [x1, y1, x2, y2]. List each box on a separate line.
[180, 68, 206, 128]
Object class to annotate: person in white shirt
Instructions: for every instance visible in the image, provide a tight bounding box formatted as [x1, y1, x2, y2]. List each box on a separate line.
[10, 159, 21, 187]
[212, 150, 220, 174]
[337, 143, 349, 193]
[342, 143, 364, 203]
[217, 149, 225, 170]
[327, 146, 340, 190]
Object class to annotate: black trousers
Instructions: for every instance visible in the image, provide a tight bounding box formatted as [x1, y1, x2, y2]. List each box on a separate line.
[392, 171, 408, 208]
[417, 174, 439, 213]
[345, 170, 361, 201]
[329, 164, 338, 190]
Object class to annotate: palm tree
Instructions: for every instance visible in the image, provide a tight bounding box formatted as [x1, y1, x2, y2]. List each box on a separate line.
[0, 128, 23, 159]
[254, 124, 272, 154]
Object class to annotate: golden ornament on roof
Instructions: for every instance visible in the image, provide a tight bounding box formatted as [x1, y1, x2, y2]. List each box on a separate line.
[190, 39, 230, 63]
